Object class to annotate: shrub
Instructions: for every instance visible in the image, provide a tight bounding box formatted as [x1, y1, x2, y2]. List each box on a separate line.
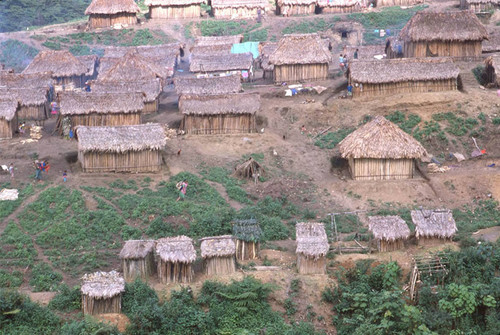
[0, 270, 23, 288]
[61, 317, 121, 335]
[49, 284, 81, 312]
[29, 263, 63, 292]
[314, 128, 354, 149]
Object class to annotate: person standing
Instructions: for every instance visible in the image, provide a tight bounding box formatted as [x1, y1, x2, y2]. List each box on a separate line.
[34, 160, 42, 182]
[176, 180, 188, 201]
[354, 48, 359, 60]
[63, 170, 67, 182]
[8, 163, 14, 180]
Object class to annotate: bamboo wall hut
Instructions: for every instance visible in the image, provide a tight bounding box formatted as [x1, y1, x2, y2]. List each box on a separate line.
[58, 92, 143, 131]
[391, 11, 488, 59]
[174, 75, 242, 96]
[211, 0, 267, 19]
[375, 0, 423, 7]
[276, 0, 316, 16]
[338, 116, 428, 180]
[259, 42, 277, 79]
[347, 58, 460, 98]
[317, 0, 360, 14]
[91, 79, 162, 113]
[85, 0, 140, 29]
[296, 222, 329, 275]
[77, 123, 166, 173]
[156, 236, 196, 283]
[120, 240, 156, 282]
[0, 88, 48, 121]
[200, 235, 236, 276]
[189, 53, 254, 80]
[0, 99, 18, 140]
[180, 93, 259, 134]
[22, 50, 88, 91]
[411, 209, 457, 244]
[368, 216, 410, 252]
[194, 35, 244, 47]
[464, 0, 499, 13]
[232, 219, 262, 260]
[76, 55, 99, 82]
[81, 271, 125, 315]
[145, 0, 204, 18]
[269, 34, 331, 83]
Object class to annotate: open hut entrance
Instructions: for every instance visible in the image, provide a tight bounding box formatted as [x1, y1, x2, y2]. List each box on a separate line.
[409, 253, 450, 301]
[341, 31, 348, 39]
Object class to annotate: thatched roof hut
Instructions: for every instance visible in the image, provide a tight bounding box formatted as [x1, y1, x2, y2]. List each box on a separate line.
[175, 75, 242, 96]
[0, 88, 49, 121]
[180, 93, 259, 134]
[81, 270, 125, 315]
[482, 30, 500, 53]
[338, 116, 428, 180]
[156, 236, 196, 283]
[200, 235, 236, 275]
[0, 99, 19, 140]
[76, 55, 99, 81]
[103, 43, 183, 60]
[98, 51, 168, 83]
[195, 35, 244, 46]
[120, 240, 156, 282]
[317, 0, 360, 14]
[269, 34, 331, 83]
[0, 72, 53, 91]
[463, 0, 499, 14]
[145, 0, 205, 18]
[276, 0, 316, 16]
[411, 209, 457, 242]
[76, 123, 166, 173]
[368, 216, 410, 252]
[211, 0, 268, 19]
[190, 44, 233, 57]
[296, 222, 329, 274]
[189, 52, 254, 77]
[233, 219, 262, 260]
[85, 0, 140, 29]
[233, 157, 265, 180]
[484, 55, 500, 87]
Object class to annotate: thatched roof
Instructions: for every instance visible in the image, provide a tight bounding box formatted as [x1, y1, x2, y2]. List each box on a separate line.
[195, 35, 244, 47]
[368, 216, 410, 241]
[76, 55, 98, 77]
[259, 42, 277, 71]
[99, 51, 167, 82]
[85, 0, 140, 14]
[59, 92, 144, 115]
[190, 44, 232, 57]
[81, 271, 125, 299]
[23, 50, 88, 78]
[0, 88, 48, 106]
[90, 79, 162, 102]
[398, 11, 488, 42]
[317, 0, 358, 7]
[179, 93, 260, 115]
[175, 75, 241, 95]
[211, 0, 267, 9]
[411, 209, 457, 239]
[190, 53, 253, 72]
[0, 99, 18, 121]
[156, 236, 196, 263]
[77, 123, 166, 153]
[145, 0, 205, 5]
[269, 34, 331, 66]
[277, 0, 316, 4]
[483, 30, 500, 53]
[296, 222, 329, 258]
[0, 72, 53, 90]
[103, 44, 182, 59]
[233, 219, 262, 242]
[200, 235, 236, 258]
[348, 58, 460, 84]
[339, 116, 428, 159]
[120, 240, 156, 260]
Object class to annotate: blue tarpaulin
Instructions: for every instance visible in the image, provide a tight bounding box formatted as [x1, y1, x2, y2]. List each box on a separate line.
[231, 42, 260, 59]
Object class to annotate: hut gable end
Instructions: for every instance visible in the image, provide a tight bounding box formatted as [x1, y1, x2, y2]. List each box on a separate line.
[295, 222, 329, 258]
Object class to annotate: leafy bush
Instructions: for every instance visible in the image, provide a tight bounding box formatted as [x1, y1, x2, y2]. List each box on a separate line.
[42, 41, 62, 50]
[314, 128, 354, 149]
[282, 18, 339, 35]
[0, 39, 39, 73]
[68, 44, 91, 56]
[49, 284, 81, 312]
[29, 263, 63, 292]
[472, 65, 488, 86]
[61, 317, 121, 335]
[0, 270, 23, 288]
[244, 28, 268, 42]
[492, 117, 500, 125]
[199, 20, 247, 36]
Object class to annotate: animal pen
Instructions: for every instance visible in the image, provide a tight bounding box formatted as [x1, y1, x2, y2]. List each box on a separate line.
[409, 253, 449, 301]
[119, 240, 156, 282]
[0, 88, 48, 122]
[296, 222, 329, 274]
[232, 219, 262, 260]
[81, 271, 125, 315]
[411, 209, 457, 244]
[76, 123, 166, 173]
[179, 93, 259, 134]
[200, 235, 236, 276]
[211, 0, 268, 19]
[338, 116, 428, 180]
[156, 236, 196, 283]
[368, 215, 410, 252]
[0, 99, 18, 140]
[85, 0, 140, 29]
[175, 75, 242, 96]
[145, 0, 204, 19]
[276, 0, 316, 16]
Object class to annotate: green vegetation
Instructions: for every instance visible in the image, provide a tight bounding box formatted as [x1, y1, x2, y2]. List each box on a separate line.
[199, 20, 268, 41]
[314, 128, 355, 149]
[49, 284, 82, 312]
[0, 39, 39, 72]
[282, 17, 340, 35]
[199, 165, 252, 204]
[453, 199, 500, 240]
[472, 65, 488, 86]
[29, 263, 63, 292]
[432, 112, 481, 137]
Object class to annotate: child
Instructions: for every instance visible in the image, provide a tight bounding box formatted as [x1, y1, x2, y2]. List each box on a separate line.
[9, 163, 14, 180]
[63, 170, 67, 182]
[176, 180, 188, 202]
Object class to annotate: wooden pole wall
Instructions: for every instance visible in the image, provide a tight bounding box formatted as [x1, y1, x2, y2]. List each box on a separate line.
[82, 294, 121, 315]
[351, 79, 457, 98]
[379, 239, 404, 252]
[235, 240, 259, 261]
[122, 253, 156, 282]
[182, 113, 256, 135]
[61, 112, 141, 132]
[88, 13, 137, 29]
[376, 0, 422, 7]
[0, 118, 15, 139]
[405, 41, 483, 59]
[350, 158, 415, 181]
[297, 254, 326, 274]
[149, 5, 201, 19]
[204, 256, 236, 276]
[212, 7, 262, 19]
[17, 105, 47, 121]
[157, 260, 194, 283]
[277, 4, 316, 16]
[143, 100, 159, 114]
[273, 63, 328, 83]
[80, 150, 162, 173]
[320, 4, 360, 13]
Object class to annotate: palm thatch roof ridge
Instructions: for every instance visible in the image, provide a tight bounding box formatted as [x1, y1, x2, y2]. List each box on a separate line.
[59, 92, 144, 115]
[0, 99, 18, 121]
[195, 35, 244, 46]
[90, 79, 162, 102]
[156, 236, 196, 263]
[81, 271, 125, 299]
[233, 219, 262, 242]
[0, 88, 48, 106]
[296, 222, 329, 258]
[212, 0, 267, 8]
[190, 53, 253, 72]
[411, 209, 457, 239]
[179, 93, 260, 115]
[338, 116, 428, 159]
[368, 216, 410, 241]
[23, 50, 88, 77]
[200, 235, 236, 258]
[77, 123, 167, 153]
[85, 0, 140, 14]
[175, 75, 242, 95]
[269, 34, 331, 65]
[120, 240, 156, 259]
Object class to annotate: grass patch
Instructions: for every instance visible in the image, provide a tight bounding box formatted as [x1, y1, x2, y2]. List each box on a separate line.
[29, 263, 63, 292]
[432, 112, 480, 137]
[199, 20, 268, 41]
[0, 39, 39, 72]
[199, 165, 252, 204]
[282, 17, 340, 35]
[314, 128, 355, 149]
[453, 199, 500, 240]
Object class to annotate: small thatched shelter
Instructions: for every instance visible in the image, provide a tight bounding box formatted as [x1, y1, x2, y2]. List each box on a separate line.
[411, 209, 457, 244]
[482, 30, 500, 54]
[269, 34, 331, 83]
[156, 236, 196, 283]
[259, 42, 277, 79]
[85, 0, 140, 29]
[276, 0, 316, 16]
[463, 0, 499, 13]
[485, 56, 500, 87]
[338, 116, 428, 180]
[232, 219, 262, 260]
[58, 92, 143, 131]
[174, 75, 242, 96]
[0, 99, 18, 139]
[296, 222, 329, 275]
[120, 240, 156, 282]
[91, 79, 162, 114]
[81, 271, 125, 315]
[368, 216, 410, 252]
[391, 11, 488, 59]
[233, 157, 265, 180]
[180, 93, 259, 134]
[189, 53, 254, 80]
[76, 55, 99, 82]
[200, 235, 236, 275]
[145, 0, 204, 18]
[22, 50, 88, 91]
[194, 35, 244, 46]
[317, 0, 360, 14]
[0, 88, 48, 121]
[77, 123, 166, 173]
[211, 0, 267, 19]
[347, 58, 460, 98]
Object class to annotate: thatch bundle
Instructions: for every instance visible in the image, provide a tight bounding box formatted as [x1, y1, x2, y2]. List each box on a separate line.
[201, 235, 236, 275]
[269, 33, 331, 66]
[85, 0, 140, 14]
[156, 236, 196, 283]
[212, 0, 267, 19]
[368, 215, 410, 252]
[175, 75, 242, 96]
[411, 209, 457, 240]
[195, 35, 244, 47]
[81, 270, 125, 315]
[233, 219, 261, 260]
[296, 222, 329, 274]
[179, 93, 260, 115]
[190, 53, 253, 73]
[120, 240, 156, 282]
[0, 99, 18, 121]
[59, 92, 144, 116]
[23, 50, 88, 78]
